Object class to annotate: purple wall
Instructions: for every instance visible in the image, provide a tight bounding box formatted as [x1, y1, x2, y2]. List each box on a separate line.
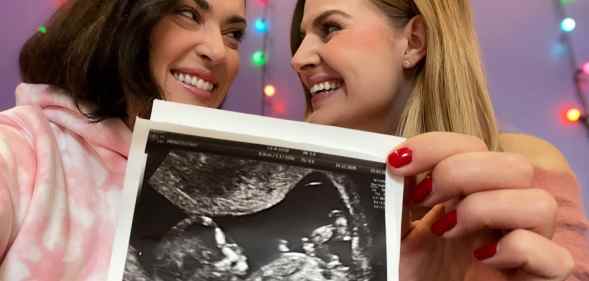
[471, 0, 589, 214]
[0, 1, 58, 109]
[1, 0, 587, 214]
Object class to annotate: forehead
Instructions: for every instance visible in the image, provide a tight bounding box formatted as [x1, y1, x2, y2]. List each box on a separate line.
[301, 0, 375, 26]
[303, 0, 370, 14]
[195, 0, 245, 16]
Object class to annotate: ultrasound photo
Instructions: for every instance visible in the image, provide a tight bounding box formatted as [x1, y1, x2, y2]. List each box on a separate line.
[121, 130, 388, 281]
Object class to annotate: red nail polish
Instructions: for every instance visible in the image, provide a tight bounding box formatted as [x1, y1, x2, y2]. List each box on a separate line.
[410, 175, 432, 204]
[431, 210, 457, 236]
[474, 242, 498, 260]
[388, 147, 412, 168]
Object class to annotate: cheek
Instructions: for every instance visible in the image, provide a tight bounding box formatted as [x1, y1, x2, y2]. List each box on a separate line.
[150, 22, 195, 77]
[325, 31, 399, 98]
[329, 28, 394, 55]
[214, 50, 240, 103]
[226, 50, 241, 81]
[150, 21, 174, 73]
[324, 28, 399, 77]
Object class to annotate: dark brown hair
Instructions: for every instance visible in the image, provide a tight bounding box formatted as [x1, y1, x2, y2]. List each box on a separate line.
[290, 0, 305, 56]
[19, 0, 183, 121]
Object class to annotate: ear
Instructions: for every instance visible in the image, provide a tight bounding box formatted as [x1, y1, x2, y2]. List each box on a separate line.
[402, 15, 427, 69]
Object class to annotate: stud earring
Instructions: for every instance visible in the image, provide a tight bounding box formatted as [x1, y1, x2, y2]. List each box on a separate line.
[403, 60, 411, 68]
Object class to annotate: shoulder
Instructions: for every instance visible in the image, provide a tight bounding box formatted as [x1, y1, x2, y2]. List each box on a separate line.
[498, 133, 572, 174]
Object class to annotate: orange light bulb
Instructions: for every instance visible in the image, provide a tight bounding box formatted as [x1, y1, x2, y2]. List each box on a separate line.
[264, 85, 276, 97]
[566, 108, 582, 122]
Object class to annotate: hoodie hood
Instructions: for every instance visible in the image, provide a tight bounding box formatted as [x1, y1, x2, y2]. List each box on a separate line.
[15, 83, 131, 158]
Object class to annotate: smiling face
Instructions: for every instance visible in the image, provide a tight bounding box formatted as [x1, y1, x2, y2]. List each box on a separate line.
[150, 0, 246, 108]
[291, 0, 412, 133]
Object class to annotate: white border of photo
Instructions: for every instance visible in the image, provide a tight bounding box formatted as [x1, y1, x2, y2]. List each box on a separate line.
[107, 100, 405, 281]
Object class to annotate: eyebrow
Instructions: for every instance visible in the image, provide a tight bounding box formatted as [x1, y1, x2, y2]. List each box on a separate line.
[193, 0, 210, 11]
[192, 0, 247, 27]
[225, 15, 248, 27]
[301, 10, 351, 34]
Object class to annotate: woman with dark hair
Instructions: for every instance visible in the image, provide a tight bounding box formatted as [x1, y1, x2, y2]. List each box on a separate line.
[290, 0, 588, 280]
[0, 0, 246, 279]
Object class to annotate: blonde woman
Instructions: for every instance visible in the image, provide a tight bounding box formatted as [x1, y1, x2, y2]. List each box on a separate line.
[290, 0, 589, 280]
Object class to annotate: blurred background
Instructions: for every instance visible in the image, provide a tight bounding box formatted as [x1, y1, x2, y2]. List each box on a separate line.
[0, 0, 588, 215]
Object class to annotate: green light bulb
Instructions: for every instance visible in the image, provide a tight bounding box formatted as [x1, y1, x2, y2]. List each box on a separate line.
[251, 50, 267, 67]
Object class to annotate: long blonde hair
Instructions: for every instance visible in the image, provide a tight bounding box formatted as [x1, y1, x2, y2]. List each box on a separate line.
[291, 0, 500, 150]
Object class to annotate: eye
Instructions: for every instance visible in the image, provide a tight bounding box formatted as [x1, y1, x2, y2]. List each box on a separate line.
[177, 7, 201, 23]
[226, 30, 245, 42]
[224, 29, 246, 49]
[320, 21, 342, 39]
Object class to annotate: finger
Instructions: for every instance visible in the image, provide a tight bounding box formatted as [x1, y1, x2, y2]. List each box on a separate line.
[401, 204, 445, 247]
[402, 175, 443, 237]
[402, 176, 416, 238]
[434, 189, 558, 238]
[474, 229, 574, 281]
[410, 151, 534, 207]
[387, 132, 488, 176]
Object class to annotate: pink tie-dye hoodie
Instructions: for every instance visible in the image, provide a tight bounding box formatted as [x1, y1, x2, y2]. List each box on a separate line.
[0, 83, 130, 280]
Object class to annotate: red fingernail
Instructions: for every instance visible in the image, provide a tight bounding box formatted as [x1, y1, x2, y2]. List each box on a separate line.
[388, 147, 413, 168]
[474, 242, 498, 260]
[410, 175, 432, 204]
[431, 210, 457, 236]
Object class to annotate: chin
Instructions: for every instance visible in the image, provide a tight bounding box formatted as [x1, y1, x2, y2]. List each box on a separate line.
[305, 113, 344, 129]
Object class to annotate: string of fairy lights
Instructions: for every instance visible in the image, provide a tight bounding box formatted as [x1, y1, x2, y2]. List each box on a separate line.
[250, 0, 276, 116]
[556, 0, 589, 135]
[36, 1, 587, 129]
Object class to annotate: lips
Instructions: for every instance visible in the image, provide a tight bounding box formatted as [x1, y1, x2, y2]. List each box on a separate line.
[171, 70, 216, 93]
[167, 67, 221, 101]
[310, 86, 343, 110]
[303, 73, 342, 90]
[309, 80, 342, 96]
[300, 74, 345, 110]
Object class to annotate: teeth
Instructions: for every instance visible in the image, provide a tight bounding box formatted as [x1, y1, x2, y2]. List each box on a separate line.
[172, 72, 215, 92]
[310, 81, 340, 95]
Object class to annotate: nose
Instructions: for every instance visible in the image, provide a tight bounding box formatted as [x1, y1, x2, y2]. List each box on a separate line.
[291, 36, 321, 73]
[195, 26, 227, 66]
